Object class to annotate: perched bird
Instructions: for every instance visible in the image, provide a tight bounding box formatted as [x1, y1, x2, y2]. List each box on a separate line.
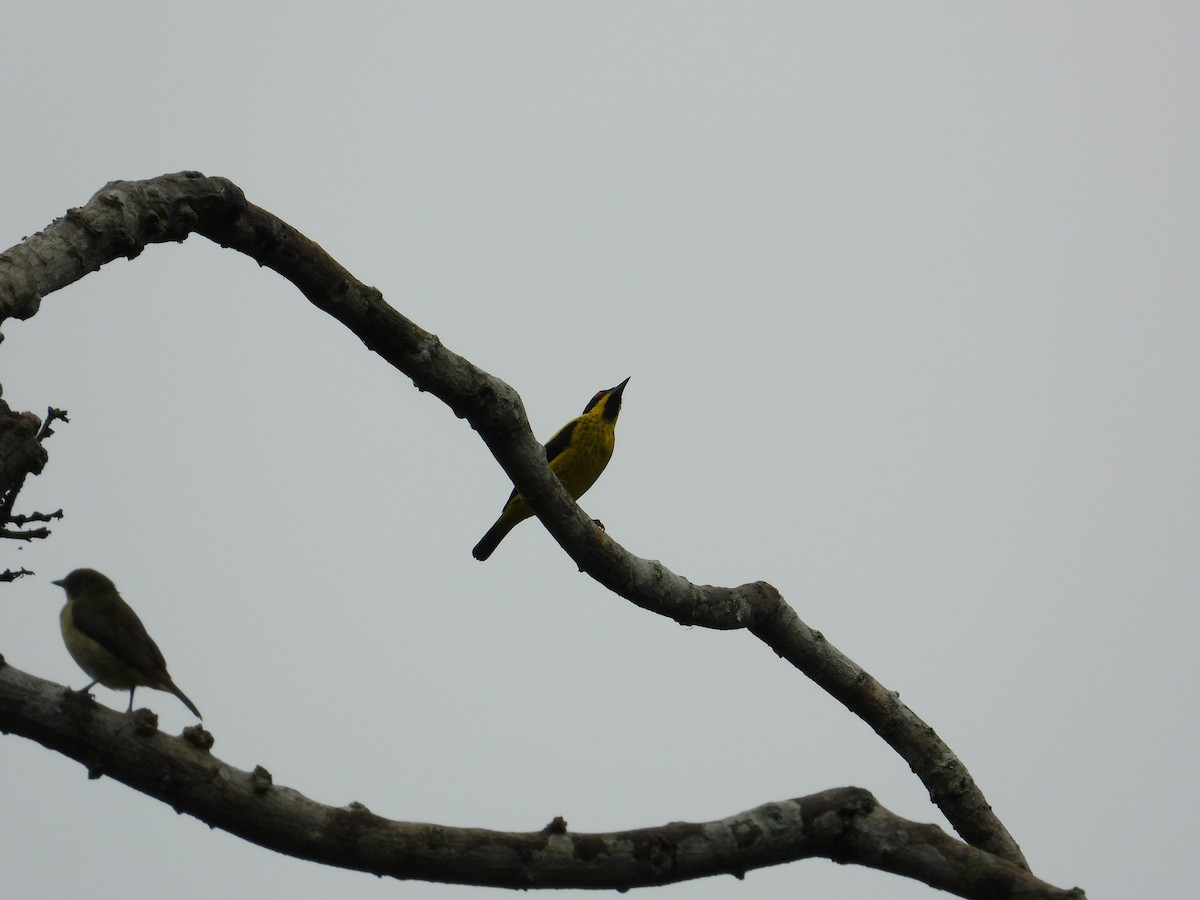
[53, 568, 201, 718]
[473, 377, 630, 561]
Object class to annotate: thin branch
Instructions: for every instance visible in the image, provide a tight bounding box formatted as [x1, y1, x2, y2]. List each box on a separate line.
[0, 526, 51, 540]
[0, 172, 1025, 869]
[36, 407, 69, 441]
[5, 509, 63, 526]
[0, 662, 1082, 899]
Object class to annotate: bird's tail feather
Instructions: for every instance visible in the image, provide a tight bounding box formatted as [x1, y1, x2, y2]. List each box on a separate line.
[170, 682, 202, 719]
[472, 517, 518, 561]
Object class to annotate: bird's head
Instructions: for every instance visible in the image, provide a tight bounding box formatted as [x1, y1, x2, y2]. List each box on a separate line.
[52, 568, 117, 597]
[582, 376, 630, 423]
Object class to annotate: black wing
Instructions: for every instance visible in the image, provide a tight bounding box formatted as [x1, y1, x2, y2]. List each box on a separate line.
[497, 418, 578, 510]
[542, 419, 577, 466]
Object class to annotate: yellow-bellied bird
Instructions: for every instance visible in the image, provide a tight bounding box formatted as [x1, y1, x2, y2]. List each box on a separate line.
[54, 568, 201, 718]
[473, 377, 630, 561]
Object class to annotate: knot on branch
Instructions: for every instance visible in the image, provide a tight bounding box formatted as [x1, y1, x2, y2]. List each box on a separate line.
[85, 172, 249, 258]
[0, 251, 43, 323]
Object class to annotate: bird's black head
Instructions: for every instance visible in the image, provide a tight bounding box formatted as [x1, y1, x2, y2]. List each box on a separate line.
[582, 376, 631, 422]
[52, 568, 117, 597]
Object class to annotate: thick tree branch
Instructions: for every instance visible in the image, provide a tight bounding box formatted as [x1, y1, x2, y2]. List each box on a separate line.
[0, 661, 1081, 899]
[0, 173, 1028, 873]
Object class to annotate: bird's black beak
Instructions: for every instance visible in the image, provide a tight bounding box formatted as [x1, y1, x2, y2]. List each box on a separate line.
[51, 578, 65, 587]
[610, 376, 631, 399]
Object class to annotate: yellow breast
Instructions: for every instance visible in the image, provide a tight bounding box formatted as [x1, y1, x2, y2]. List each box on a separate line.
[60, 602, 143, 689]
[549, 414, 617, 499]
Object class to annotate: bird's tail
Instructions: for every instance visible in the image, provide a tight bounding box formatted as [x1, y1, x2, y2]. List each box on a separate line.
[169, 682, 202, 719]
[472, 516, 519, 561]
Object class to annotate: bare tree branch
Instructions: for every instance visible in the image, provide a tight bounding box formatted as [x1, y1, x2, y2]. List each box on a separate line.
[0, 394, 55, 540]
[0, 172, 1069, 889]
[0, 660, 1081, 899]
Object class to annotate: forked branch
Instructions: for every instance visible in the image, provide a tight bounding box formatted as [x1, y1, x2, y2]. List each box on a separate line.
[0, 172, 1080, 893]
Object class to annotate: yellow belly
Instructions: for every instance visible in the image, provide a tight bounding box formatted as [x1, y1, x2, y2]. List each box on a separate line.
[550, 415, 617, 498]
[499, 414, 616, 523]
[60, 603, 146, 689]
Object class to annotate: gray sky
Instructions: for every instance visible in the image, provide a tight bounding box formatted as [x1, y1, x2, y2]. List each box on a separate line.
[3, 3, 1197, 898]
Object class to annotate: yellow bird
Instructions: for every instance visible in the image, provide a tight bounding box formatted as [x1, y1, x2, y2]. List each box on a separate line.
[54, 568, 201, 718]
[473, 377, 630, 560]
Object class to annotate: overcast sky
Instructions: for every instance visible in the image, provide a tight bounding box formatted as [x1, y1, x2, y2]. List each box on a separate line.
[2, 3, 1197, 898]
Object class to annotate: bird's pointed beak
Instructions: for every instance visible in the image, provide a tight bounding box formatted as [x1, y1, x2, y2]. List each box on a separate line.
[51, 578, 65, 587]
[611, 376, 631, 398]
